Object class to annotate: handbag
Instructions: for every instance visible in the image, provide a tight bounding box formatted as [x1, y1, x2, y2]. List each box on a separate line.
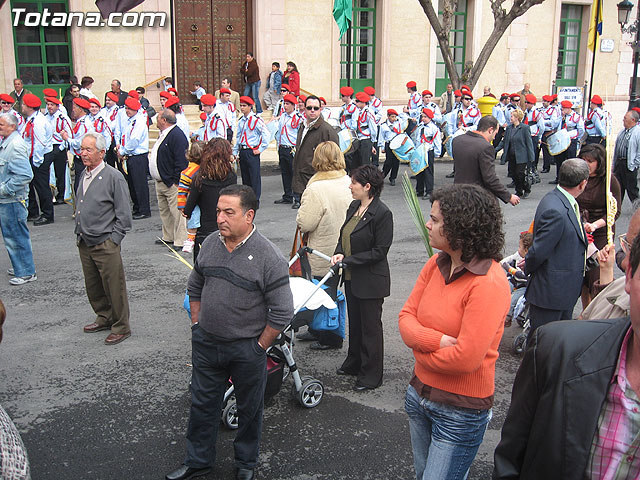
[288, 226, 309, 277]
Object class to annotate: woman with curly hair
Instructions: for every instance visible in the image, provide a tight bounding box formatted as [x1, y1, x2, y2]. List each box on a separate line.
[399, 184, 511, 480]
[184, 138, 237, 260]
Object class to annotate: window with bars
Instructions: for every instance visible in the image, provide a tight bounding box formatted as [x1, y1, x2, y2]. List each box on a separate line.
[435, 0, 467, 95]
[340, 0, 376, 92]
[556, 4, 582, 87]
[11, 0, 73, 97]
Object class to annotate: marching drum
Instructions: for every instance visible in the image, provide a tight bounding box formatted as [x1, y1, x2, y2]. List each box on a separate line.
[389, 133, 415, 163]
[327, 117, 341, 132]
[338, 129, 357, 154]
[547, 129, 571, 155]
[409, 143, 429, 175]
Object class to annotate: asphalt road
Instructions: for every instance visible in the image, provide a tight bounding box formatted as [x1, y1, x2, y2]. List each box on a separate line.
[0, 160, 632, 480]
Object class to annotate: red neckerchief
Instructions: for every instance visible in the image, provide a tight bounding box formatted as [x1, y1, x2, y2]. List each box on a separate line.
[280, 112, 300, 144]
[122, 118, 136, 147]
[94, 117, 105, 133]
[391, 121, 402, 134]
[358, 108, 371, 135]
[204, 115, 222, 141]
[240, 114, 261, 149]
[23, 117, 35, 156]
[109, 107, 118, 122]
[420, 124, 436, 144]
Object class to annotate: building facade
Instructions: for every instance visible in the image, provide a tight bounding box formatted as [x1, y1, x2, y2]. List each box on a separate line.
[0, 0, 634, 113]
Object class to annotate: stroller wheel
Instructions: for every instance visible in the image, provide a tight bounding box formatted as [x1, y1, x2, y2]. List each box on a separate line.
[298, 377, 324, 408]
[222, 396, 239, 430]
[512, 333, 527, 355]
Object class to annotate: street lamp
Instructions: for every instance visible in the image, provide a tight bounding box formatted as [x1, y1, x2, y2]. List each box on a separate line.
[618, 0, 640, 109]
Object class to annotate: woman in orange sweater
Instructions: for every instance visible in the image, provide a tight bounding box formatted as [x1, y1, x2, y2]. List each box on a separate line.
[399, 184, 510, 480]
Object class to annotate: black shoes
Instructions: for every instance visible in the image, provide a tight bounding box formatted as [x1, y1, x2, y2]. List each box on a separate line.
[541, 168, 550, 173]
[389, 178, 396, 186]
[522, 192, 530, 199]
[309, 341, 342, 350]
[549, 180, 559, 185]
[336, 368, 357, 376]
[33, 216, 53, 226]
[445, 172, 455, 178]
[296, 331, 317, 341]
[155, 239, 172, 246]
[291, 201, 300, 209]
[133, 213, 151, 220]
[165, 465, 211, 480]
[236, 468, 255, 480]
[274, 198, 293, 204]
[506, 181, 515, 188]
[353, 383, 378, 391]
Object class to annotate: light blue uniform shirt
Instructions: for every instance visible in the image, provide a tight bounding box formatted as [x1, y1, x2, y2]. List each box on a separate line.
[22, 110, 52, 167]
[0, 131, 33, 203]
[233, 113, 270, 156]
[119, 112, 149, 156]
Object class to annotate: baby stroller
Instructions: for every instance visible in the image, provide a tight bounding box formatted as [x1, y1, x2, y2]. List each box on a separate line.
[221, 247, 343, 430]
[512, 298, 531, 355]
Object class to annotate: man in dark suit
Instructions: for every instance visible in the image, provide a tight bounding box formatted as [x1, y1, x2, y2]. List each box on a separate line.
[149, 109, 189, 249]
[493, 232, 640, 480]
[453, 116, 520, 206]
[292, 95, 339, 209]
[525, 158, 589, 333]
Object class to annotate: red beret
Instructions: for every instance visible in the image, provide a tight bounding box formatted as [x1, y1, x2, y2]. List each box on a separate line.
[159, 91, 171, 99]
[364, 86, 375, 95]
[387, 109, 398, 116]
[0, 94, 14, 103]
[219, 88, 231, 95]
[88, 98, 101, 107]
[510, 93, 521, 100]
[200, 94, 216, 106]
[551, 94, 558, 100]
[560, 100, 573, 109]
[45, 96, 61, 105]
[281, 84, 290, 92]
[125, 97, 141, 110]
[128, 90, 139, 100]
[168, 87, 178, 95]
[462, 91, 474, 100]
[319, 97, 327, 104]
[461, 84, 471, 92]
[164, 96, 180, 108]
[355, 92, 370, 103]
[199, 112, 207, 121]
[421, 108, 434, 119]
[406, 81, 417, 88]
[542, 95, 553, 102]
[239, 95, 254, 106]
[283, 94, 297, 105]
[454, 90, 462, 97]
[23, 93, 41, 108]
[633, 107, 640, 115]
[501, 92, 510, 99]
[298, 95, 307, 103]
[42, 88, 57, 97]
[340, 86, 354, 96]
[73, 97, 91, 110]
[422, 90, 433, 97]
[106, 92, 119, 102]
[591, 95, 603, 105]
[525, 94, 537, 104]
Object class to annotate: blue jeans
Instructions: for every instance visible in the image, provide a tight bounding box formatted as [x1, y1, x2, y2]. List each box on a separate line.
[508, 286, 526, 318]
[0, 201, 36, 277]
[243, 81, 262, 113]
[405, 385, 491, 480]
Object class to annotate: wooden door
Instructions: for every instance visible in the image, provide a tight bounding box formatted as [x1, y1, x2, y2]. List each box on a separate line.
[174, 0, 252, 103]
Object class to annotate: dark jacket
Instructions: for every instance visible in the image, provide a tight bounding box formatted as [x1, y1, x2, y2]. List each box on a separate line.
[103, 90, 128, 107]
[155, 126, 188, 187]
[493, 317, 631, 480]
[184, 172, 237, 237]
[497, 123, 534, 165]
[453, 131, 511, 204]
[334, 197, 393, 299]
[241, 60, 260, 84]
[292, 116, 340, 194]
[525, 188, 587, 311]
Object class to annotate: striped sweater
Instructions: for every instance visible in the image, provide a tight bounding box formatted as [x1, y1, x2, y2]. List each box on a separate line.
[177, 162, 200, 209]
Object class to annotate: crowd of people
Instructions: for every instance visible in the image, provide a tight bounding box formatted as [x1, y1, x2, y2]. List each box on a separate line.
[2, 60, 640, 480]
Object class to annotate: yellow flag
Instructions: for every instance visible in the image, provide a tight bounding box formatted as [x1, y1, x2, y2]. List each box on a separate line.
[588, 0, 603, 53]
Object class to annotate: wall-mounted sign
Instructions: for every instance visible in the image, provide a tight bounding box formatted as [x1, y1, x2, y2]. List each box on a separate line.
[600, 38, 615, 53]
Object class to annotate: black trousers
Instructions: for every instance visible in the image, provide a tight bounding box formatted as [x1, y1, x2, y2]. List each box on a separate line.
[353, 138, 372, 170]
[531, 136, 541, 170]
[554, 139, 578, 182]
[585, 135, 606, 148]
[493, 126, 505, 155]
[186, 326, 267, 470]
[541, 135, 553, 171]
[513, 160, 529, 196]
[28, 152, 54, 220]
[126, 153, 151, 216]
[528, 303, 574, 341]
[104, 144, 117, 168]
[341, 280, 384, 388]
[227, 127, 234, 143]
[73, 155, 85, 195]
[615, 159, 640, 204]
[239, 149, 262, 201]
[415, 150, 435, 196]
[50, 145, 67, 201]
[277, 145, 294, 201]
[382, 142, 400, 181]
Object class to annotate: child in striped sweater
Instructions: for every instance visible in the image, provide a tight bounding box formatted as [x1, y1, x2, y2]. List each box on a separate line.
[178, 140, 203, 253]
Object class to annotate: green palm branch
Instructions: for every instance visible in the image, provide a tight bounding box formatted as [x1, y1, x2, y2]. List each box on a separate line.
[401, 172, 434, 257]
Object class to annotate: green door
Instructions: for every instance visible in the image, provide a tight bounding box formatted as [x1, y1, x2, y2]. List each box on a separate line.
[340, 0, 376, 93]
[556, 4, 582, 87]
[11, 0, 74, 99]
[435, 0, 467, 96]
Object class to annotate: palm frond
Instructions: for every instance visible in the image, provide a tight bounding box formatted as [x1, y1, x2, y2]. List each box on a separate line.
[401, 172, 434, 257]
[159, 238, 194, 270]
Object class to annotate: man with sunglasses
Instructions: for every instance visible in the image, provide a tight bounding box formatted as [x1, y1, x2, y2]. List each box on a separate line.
[292, 95, 339, 209]
[0, 93, 25, 135]
[271, 84, 289, 118]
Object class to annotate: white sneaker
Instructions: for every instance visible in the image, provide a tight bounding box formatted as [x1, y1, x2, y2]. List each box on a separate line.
[7, 268, 14, 276]
[182, 239, 195, 253]
[9, 274, 37, 285]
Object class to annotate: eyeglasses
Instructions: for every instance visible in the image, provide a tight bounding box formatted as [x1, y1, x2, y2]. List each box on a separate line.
[0, 102, 11, 105]
[280, 90, 287, 93]
[620, 234, 632, 253]
[306, 106, 321, 111]
[462, 97, 472, 101]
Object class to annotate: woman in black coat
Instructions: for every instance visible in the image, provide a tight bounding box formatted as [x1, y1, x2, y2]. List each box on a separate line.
[184, 138, 237, 260]
[331, 165, 393, 390]
[498, 109, 534, 198]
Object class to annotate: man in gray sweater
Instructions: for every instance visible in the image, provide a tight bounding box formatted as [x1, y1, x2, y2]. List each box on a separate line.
[75, 132, 132, 345]
[166, 185, 293, 480]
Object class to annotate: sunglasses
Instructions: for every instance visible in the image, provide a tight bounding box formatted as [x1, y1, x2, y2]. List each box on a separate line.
[620, 234, 631, 254]
[463, 97, 472, 101]
[0, 102, 11, 105]
[281, 90, 287, 93]
[306, 106, 321, 111]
